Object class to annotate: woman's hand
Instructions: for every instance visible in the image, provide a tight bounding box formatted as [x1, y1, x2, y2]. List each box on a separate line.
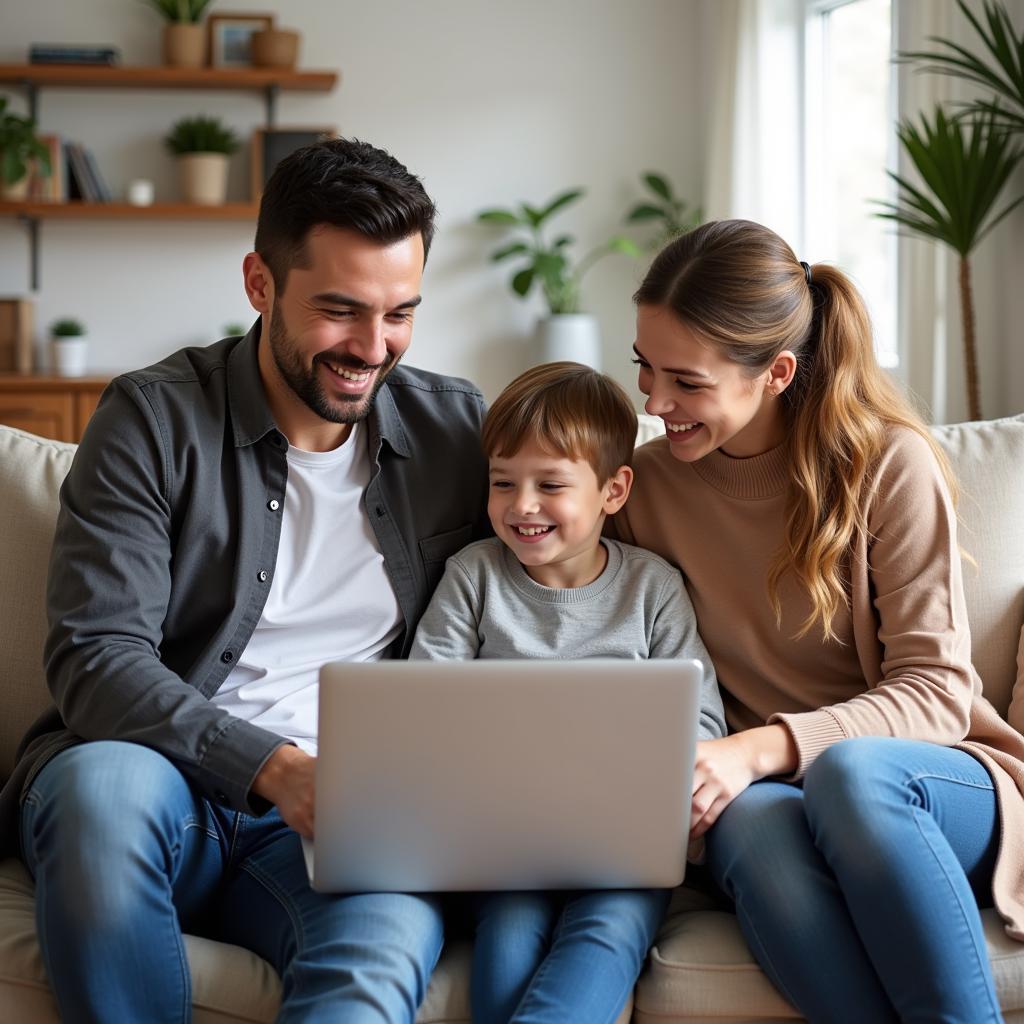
[690, 724, 798, 839]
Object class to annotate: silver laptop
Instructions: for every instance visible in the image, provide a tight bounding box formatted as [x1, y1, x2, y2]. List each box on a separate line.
[306, 659, 702, 893]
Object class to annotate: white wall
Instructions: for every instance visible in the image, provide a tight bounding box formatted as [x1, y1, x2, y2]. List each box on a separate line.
[0, 0, 705, 401]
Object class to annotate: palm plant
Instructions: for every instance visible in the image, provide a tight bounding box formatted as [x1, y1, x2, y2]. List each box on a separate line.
[875, 108, 1024, 420]
[899, 0, 1024, 138]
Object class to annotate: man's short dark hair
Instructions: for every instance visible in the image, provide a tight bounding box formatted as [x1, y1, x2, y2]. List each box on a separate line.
[254, 137, 437, 291]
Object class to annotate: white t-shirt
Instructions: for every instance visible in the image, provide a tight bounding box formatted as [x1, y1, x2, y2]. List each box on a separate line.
[211, 422, 403, 754]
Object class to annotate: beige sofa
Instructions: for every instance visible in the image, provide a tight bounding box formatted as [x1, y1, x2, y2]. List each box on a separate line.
[2, 414, 1023, 1023]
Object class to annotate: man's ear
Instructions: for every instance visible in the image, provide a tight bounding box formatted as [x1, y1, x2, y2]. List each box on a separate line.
[602, 465, 634, 515]
[243, 252, 274, 315]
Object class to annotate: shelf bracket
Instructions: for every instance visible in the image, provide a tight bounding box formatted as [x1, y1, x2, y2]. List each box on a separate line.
[17, 214, 41, 292]
[19, 216, 40, 292]
[264, 84, 280, 127]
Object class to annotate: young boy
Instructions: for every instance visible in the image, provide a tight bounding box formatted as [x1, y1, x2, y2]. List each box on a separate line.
[410, 361, 725, 1024]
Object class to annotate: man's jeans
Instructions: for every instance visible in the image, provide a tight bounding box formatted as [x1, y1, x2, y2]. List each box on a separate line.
[20, 741, 444, 1024]
[706, 737, 1003, 1024]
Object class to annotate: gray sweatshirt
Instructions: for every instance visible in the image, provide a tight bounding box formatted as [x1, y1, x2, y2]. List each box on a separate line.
[409, 537, 726, 740]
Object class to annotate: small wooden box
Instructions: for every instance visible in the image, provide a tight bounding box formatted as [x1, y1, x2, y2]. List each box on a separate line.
[0, 299, 34, 374]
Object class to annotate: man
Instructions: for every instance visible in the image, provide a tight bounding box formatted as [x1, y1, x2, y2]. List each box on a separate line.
[3, 138, 489, 1022]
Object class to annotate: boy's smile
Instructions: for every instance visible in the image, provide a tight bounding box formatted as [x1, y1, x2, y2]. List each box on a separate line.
[488, 439, 631, 589]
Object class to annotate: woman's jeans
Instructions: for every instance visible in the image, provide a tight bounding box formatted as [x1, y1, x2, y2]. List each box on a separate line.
[706, 737, 1003, 1024]
[471, 887, 670, 1024]
[20, 741, 444, 1024]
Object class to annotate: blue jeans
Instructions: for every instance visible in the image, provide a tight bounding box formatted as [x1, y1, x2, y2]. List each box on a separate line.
[20, 741, 444, 1024]
[706, 737, 1003, 1024]
[471, 887, 670, 1023]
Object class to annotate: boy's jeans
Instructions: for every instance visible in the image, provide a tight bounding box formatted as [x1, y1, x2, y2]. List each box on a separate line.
[20, 740, 444, 1024]
[706, 736, 1003, 1024]
[471, 888, 670, 1023]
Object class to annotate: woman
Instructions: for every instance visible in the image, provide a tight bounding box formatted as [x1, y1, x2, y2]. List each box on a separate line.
[614, 219, 1024, 1022]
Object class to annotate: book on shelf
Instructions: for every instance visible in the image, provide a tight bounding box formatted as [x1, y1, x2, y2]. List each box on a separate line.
[29, 135, 65, 202]
[0, 298, 35, 374]
[29, 45, 120, 65]
[63, 142, 111, 203]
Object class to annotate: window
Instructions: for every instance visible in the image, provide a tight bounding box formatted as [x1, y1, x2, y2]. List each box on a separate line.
[804, 0, 898, 368]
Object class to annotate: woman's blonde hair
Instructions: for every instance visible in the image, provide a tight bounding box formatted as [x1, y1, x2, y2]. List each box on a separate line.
[634, 219, 956, 641]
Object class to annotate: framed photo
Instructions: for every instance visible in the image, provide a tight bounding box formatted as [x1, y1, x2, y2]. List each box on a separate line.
[208, 13, 274, 68]
[251, 127, 336, 200]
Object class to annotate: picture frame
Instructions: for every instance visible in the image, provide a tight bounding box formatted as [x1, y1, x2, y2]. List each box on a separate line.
[207, 13, 275, 68]
[251, 127, 336, 201]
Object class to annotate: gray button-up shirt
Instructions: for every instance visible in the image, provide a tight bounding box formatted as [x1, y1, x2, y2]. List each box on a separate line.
[2, 327, 489, 854]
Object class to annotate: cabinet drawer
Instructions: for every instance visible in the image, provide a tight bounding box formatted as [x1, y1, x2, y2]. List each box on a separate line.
[0, 392, 75, 441]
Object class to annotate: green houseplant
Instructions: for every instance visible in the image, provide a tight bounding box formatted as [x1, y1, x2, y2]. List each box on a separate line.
[899, 0, 1024, 139]
[142, 0, 216, 68]
[877, 0, 1024, 421]
[875, 109, 1023, 420]
[477, 188, 639, 317]
[165, 115, 239, 205]
[477, 188, 639, 370]
[49, 318, 88, 377]
[0, 97, 51, 200]
[625, 172, 702, 250]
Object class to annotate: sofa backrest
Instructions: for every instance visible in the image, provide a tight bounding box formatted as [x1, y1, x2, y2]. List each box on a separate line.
[0, 428, 76, 783]
[0, 415, 1021, 785]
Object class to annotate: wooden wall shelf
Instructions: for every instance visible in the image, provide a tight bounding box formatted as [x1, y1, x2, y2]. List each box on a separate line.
[0, 64, 338, 92]
[0, 61, 338, 287]
[0, 201, 258, 220]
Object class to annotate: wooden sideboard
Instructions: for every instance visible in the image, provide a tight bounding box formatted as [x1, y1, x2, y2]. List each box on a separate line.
[0, 375, 110, 443]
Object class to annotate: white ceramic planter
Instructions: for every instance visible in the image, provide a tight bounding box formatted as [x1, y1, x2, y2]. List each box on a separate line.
[51, 337, 88, 377]
[536, 313, 602, 370]
[178, 153, 229, 205]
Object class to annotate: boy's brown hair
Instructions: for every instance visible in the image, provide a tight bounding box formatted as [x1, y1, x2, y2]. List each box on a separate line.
[482, 361, 638, 483]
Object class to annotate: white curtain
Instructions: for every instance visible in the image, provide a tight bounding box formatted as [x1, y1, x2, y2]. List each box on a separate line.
[703, 0, 1024, 423]
[705, 0, 806, 252]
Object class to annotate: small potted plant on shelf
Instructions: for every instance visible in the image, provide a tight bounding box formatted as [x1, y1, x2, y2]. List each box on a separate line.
[165, 115, 239, 205]
[0, 98, 51, 201]
[50, 318, 88, 378]
[477, 188, 639, 370]
[143, 0, 215, 69]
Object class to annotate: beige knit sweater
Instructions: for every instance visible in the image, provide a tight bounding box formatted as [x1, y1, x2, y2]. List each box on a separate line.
[614, 427, 1024, 941]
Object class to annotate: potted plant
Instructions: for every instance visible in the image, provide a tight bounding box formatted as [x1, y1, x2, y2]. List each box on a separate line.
[49, 318, 88, 377]
[477, 189, 639, 369]
[142, 0, 215, 69]
[625, 172, 702, 250]
[0, 98, 51, 201]
[164, 115, 239, 205]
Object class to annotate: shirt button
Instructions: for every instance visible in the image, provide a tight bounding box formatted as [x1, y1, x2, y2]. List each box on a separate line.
[221, 650, 234, 663]
[375, 505, 385, 517]
[257, 570, 268, 582]
[268, 499, 280, 511]
[215, 791, 228, 803]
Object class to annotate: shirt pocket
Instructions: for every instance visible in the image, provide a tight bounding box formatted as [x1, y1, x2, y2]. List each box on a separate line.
[418, 524, 474, 590]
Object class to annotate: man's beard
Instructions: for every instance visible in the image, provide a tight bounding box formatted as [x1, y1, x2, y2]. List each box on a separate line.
[268, 304, 398, 425]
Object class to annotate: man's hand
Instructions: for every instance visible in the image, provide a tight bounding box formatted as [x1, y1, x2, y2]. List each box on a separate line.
[251, 744, 317, 838]
[689, 724, 797, 840]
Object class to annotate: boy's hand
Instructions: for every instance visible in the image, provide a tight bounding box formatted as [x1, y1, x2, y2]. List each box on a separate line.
[689, 725, 797, 840]
[252, 744, 317, 838]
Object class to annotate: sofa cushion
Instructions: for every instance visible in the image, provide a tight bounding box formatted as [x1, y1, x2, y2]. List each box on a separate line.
[634, 903, 1024, 1023]
[930, 415, 1024, 716]
[0, 857, 480, 1023]
[0, 429, 75, 785]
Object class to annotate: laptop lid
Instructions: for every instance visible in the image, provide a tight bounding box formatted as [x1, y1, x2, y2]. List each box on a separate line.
[310, 658, 701, 893]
